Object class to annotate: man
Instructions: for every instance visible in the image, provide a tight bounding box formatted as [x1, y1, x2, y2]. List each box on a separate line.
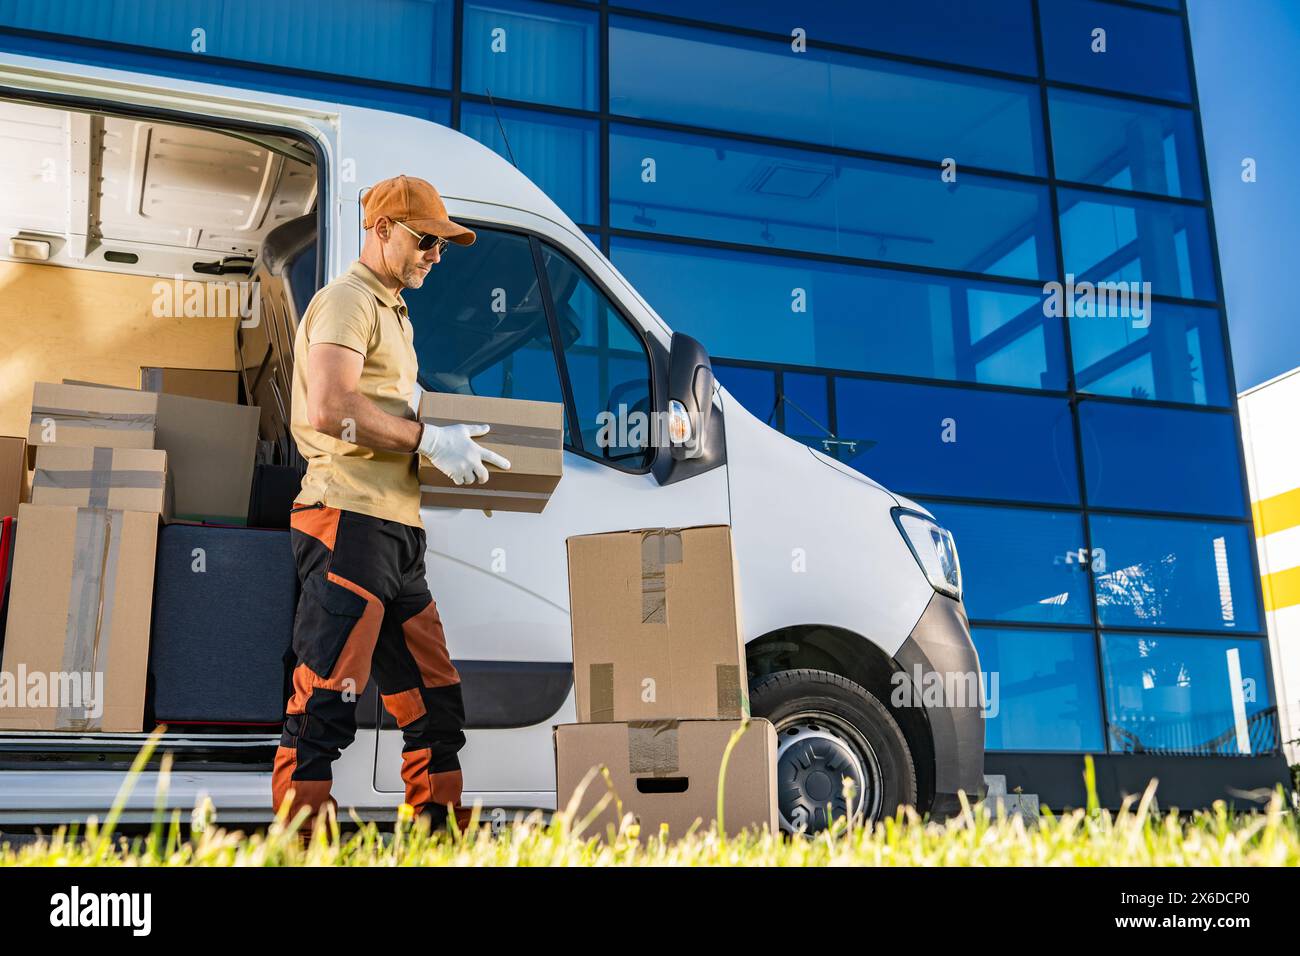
[272, 174, 510, 838]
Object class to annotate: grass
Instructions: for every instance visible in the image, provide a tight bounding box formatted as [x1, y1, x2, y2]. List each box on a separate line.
[1, 725, 1297, 866]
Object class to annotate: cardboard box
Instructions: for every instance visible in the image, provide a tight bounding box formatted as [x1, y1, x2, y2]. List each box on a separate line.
[0, 436, 28, 518]
[418, 392, 563, 513]
[141, 367, 239, 404]
[28, 381, 159, 456]
[567, 525, 749, 722]
[554, 718, 778, 839]
[31, 446, 173, 518]
[27, 381, 259, 523]
[0, 503, 159, 732]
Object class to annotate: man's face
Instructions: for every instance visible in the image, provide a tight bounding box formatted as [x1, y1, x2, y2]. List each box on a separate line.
[382, 217, 442, 289]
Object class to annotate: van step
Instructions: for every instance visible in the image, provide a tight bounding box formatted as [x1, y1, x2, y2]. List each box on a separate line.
[0, 732, 278, 772]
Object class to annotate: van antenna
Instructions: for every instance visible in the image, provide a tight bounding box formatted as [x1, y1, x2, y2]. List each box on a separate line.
[485, 88, 518, 169]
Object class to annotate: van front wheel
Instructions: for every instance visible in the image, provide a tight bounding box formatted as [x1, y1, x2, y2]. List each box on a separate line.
[748, 669, 918, 833]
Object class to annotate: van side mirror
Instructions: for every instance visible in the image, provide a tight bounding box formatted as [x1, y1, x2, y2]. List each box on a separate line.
[652, 332, 719, 485]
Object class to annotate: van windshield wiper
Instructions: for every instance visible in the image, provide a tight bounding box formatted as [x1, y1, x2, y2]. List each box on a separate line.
[766, 392, 867, 455]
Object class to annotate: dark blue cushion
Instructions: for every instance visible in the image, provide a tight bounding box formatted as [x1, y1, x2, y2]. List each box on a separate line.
[149, 524, 298, 725]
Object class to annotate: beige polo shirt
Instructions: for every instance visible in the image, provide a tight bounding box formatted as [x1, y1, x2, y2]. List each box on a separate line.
[290, 259, 422, 528]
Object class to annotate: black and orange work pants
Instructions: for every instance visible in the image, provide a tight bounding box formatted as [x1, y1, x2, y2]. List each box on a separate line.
[272, 502, 469, 834]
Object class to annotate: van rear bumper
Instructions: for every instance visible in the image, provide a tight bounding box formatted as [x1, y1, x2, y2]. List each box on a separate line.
[892, 594, 986, 819]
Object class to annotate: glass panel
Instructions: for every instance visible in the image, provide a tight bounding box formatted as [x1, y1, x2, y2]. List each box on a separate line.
[609, 16, 1045, 175]
[0, 0, 455, 88]
[923, 502, 1092, 624]
[833, 380, 1078, 503]
[1080, 403, 1245, 517]
[715, 363, 776, 422]
[405, 228, 565, 413]
[1049, 89, 1203, 199]
[610, 125, 1056, 280]
[462, 0, 598, 109]
[1040, 0, 1191, 102]
[1058, 188, 1216, 301]
[1102, 634, 1276, 755]
[540, 244, 655, 468]
[611, 0, 1039, 75]
[460, 103, 599, 224]
[612, 237, 1066, 389]
[972, 627, 1104, 751]
[1070, 301, 1228, 406]
[1089, 515, 1260, 632]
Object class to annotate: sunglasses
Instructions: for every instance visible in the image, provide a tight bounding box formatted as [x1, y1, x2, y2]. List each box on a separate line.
[393, 219, 449, 254]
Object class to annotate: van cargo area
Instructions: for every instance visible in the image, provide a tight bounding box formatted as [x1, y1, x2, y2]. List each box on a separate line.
[0, 96, 323, 765]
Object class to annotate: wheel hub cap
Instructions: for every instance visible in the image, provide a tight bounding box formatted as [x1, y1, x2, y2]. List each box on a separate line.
[775, 722, 870, 832]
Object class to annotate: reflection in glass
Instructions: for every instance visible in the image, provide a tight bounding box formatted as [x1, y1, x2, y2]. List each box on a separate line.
[1102, 635, 1276, 755]
[972, 627, 1104, 751]
[611, 125, 1055, 280]
[540, 244, 654, 467]
[1049, 89, 1202, 199]
[1070, 301, 1228, 405]
[612, 237, 1066, 389]
[610, 16, 1045, 174]
[1058, 188, 1216, 301]
[1090, 515, 1259, 632]
[924, 502, 1091, 624]
[462, 0, 598, 108]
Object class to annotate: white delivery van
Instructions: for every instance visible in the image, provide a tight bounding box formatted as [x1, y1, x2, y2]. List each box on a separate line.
[0, 53, 983, 833]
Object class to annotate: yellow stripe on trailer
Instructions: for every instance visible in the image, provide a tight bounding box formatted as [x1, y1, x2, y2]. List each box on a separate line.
[1261, 564, 1300, 612]
[1252, 486, 1300, 538]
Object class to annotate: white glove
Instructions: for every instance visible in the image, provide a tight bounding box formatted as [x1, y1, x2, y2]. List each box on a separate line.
[418, 422, 512, 486]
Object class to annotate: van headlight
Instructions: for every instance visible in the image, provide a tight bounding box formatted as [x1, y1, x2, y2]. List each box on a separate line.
[892, 508, 962, 600]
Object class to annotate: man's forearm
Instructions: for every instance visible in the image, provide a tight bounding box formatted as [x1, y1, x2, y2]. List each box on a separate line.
[316, 389, 422, 453]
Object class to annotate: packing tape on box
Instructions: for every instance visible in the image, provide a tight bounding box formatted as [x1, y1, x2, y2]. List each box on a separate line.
[627, 719, 679, 775]
[58, 507, 124, 731]
[36, 447, 164, 508]
[30, 406, 157, 432]
[639, 529, 682, 624]
[716, 663, 743, 717]
[588, 662, 744, 720]
[589, 663, 615, 723]
[419, 417, 563, 450]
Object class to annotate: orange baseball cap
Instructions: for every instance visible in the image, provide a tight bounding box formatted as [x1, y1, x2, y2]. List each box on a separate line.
[361, 174, 476, 246]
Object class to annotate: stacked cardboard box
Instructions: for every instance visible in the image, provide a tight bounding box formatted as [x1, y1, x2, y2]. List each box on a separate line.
[0, 380, 258, 732]
[554, 525, 778, 839]
[30, 380, 259, 523]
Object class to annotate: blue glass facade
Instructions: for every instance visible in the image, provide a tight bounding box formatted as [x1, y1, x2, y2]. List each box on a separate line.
[2, 0, 1273, 767]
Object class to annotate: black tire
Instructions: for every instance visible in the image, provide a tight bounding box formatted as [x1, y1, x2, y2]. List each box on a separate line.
[749, 668, 918, 833]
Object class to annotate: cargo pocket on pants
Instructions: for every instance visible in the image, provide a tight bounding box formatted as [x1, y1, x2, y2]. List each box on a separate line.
[292, 573, 369, 680]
